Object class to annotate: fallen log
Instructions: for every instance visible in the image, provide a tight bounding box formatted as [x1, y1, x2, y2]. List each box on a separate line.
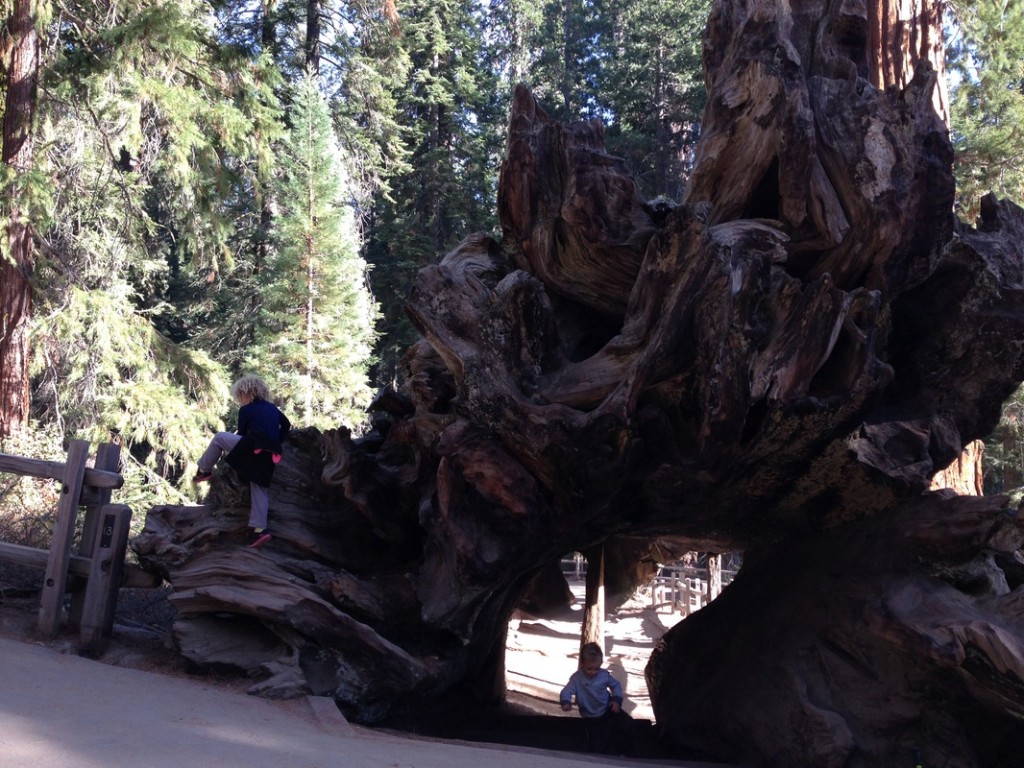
[132, 0, 1024, 762]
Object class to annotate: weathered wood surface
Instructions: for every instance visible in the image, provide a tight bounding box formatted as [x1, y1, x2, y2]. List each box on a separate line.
[71, 442, 122, 630]
[0, 441, 136, 648]
[132, 0, 1024, 763]
[38, 439, 89, 637]
[78, 504, 133, 656]
[647, 493, 1024, 767]
[0, 540, 92, 575]
[0, 450, 124, 489]
[0, 539, 157, 588]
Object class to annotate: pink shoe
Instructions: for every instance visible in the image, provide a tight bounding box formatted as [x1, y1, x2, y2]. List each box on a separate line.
[247, 530, 272, 548]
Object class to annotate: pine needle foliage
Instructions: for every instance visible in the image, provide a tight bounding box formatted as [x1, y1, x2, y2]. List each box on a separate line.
[47, 0, 282, 274]
[983, 383, 1024, 504]
[947, 0, 1024, 220]
[363, 0, 502, 384]
[30, 285, 229, 505]
[948, 2, 1024, 490]
[22, 0, 282, 507]
[597, 0, 710, 200]
[526, 0, 603, 120]
[247, 71, 379, 432]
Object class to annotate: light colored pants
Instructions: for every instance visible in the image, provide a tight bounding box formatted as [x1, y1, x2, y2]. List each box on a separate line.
[199, 431, 270, 530]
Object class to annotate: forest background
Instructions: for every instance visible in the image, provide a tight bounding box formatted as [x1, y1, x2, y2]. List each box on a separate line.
[0, 0, 1023, 521]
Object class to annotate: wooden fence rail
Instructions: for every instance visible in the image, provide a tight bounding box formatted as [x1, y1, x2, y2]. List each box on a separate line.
[0, 439, 136, 654]
[646, 558, 740, 617]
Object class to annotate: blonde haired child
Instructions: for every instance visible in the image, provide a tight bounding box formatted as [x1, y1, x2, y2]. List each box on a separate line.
[194, 374, 291, 547]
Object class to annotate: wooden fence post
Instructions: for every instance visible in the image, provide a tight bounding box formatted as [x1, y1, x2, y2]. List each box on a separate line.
[37, 439, 90, 637]
[70, 442, 121, 627]
[78, 504, 133, 656]
[581, 545, 606, 654]
[707, 553, 722, 601]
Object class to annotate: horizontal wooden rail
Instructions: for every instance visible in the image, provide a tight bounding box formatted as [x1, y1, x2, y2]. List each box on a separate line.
[0, 452, 123, 489]
[0, 539, 160, 589]
[0, 540, 91, 577]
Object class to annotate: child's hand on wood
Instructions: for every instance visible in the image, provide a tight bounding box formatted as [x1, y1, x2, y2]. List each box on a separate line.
[561, 701, 572, 711]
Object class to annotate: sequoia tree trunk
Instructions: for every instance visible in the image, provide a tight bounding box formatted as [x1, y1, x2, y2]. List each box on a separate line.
[0, 0, 39, 439]
[134, 0, 1024, 764]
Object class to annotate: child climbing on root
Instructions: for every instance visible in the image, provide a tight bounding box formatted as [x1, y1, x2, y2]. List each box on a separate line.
[194, 374, 291, 548]
[560, 642, 634, 755]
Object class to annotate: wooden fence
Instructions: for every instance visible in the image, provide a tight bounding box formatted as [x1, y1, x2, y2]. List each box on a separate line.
[646, 556, 740, 617]
[0, 439, 134, 654]
[561, 551, 740, 618]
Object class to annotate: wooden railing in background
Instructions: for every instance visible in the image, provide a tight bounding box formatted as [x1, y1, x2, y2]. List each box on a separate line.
[645, 556, 739, 617]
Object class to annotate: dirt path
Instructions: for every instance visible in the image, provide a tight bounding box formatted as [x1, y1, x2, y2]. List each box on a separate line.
[0, 580, 725, 766]
[4, 634, 738, 768]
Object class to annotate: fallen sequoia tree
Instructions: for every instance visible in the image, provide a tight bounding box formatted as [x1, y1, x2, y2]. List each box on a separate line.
[132, 0, 1024, 764]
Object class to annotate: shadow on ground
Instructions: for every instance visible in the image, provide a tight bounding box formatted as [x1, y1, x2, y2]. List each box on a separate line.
[370, 694, 719, 764]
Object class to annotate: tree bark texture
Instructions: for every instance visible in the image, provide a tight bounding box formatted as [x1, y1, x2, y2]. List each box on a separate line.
[134, 0, 1024, 763]
[867, 0, 949, 123]
[647, 494, 1024, 768]
[0, 0, 39, 439]
[931, 439, 984, 496]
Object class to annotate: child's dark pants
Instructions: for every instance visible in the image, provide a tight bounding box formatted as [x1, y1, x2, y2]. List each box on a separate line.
[583, 709, 633, 755]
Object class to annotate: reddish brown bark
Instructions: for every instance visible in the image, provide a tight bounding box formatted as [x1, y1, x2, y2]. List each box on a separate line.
[0, 255, 31, 438]
[868, 0, 949, 123]
[930, 439, 985, 496]
[0, 0, 39, 439]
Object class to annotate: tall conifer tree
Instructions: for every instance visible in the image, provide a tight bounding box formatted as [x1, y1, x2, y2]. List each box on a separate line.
[0, 0, 41, 438]
[25, 0, 279, 501]
[248, 71, 379, 430]
[598, 0, 709, 200]
[947, 0, 1024, 219]
[527, 0, 601, 120]
[949, 1, 1024, 496]
[364, 0, 501, 384]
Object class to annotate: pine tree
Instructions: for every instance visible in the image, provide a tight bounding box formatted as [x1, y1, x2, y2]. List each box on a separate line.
[248, 71, 379, 431]
[0, 0, 42, 438]
[481, 0, 709, 201]
[983, 383, 1024, 501]
[24, 0, 280, 504]
[327, 0, 411, 224]
[598, 0, 709, 200]
[364, 0, 502, 384]
[526, 0, 603, 120]
[483, 0, 544, 95]
[947, 0, 1024, 219]
[948, 1, 1024, 490]
[207, 0, 406, 386]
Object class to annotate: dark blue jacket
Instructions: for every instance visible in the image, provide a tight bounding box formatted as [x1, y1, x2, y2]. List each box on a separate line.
[226, 399, 291, 487]
[237, 398, 290, 451]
